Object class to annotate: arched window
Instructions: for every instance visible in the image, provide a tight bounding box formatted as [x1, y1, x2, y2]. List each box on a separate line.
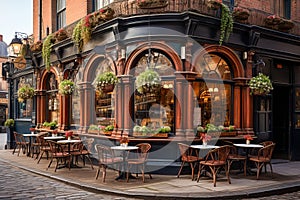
[131, 49, 175, 133]
[194, 53, 234, 127]
[45, 73, 59, 123]
[93, 59, 116, 127]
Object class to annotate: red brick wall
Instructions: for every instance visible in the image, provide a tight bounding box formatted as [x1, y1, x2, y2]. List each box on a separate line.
[66, 0, 89, 25]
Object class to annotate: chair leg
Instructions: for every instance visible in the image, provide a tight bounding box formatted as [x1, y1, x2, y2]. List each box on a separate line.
[189, 162, 195, 180]
[269, 162, 273, 178]
[177, 161, 185, 178]
[47, 157, 53, 170]
[102, 166, 107, 182]
[37, 151, 44, 164]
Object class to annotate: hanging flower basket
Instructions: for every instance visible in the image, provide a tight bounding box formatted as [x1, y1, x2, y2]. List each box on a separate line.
[136, 0, 168, 9]
[135, 69, 161, 95]
[59, 79, 75, 95]
[248, 73, 273, 96]
[95, 72, 118, 93]
[54, 29, 68, 43]
[30, 41, 43, 53]
[17, 85, 35, 102]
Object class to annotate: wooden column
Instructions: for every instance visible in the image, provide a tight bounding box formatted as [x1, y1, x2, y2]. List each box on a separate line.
[174, 72, 185, 139]
[119, 75, 133, 137]
[113, 80, 123, 138]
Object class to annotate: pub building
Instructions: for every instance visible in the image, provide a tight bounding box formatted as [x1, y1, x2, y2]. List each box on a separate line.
[3, 0, 300, 166]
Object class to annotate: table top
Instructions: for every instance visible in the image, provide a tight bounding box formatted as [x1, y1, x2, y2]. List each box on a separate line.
[23, 133, 39, 137]
[190, 145, 219, 150]
[234, 143, 263, 148]
[44, 136, 65, 140]
[57, 139, 81, 144]
[111, 146, 139, 151]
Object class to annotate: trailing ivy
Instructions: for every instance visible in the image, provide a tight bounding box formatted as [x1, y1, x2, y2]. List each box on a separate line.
[219, 3, 233, 45]
[42, 34, 53, 70]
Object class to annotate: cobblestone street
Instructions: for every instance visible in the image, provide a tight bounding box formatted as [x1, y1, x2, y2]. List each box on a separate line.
[0, 160, 138, 200]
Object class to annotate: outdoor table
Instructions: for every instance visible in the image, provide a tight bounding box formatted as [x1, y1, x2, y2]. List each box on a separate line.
[44, 136, 65, 140]
[23, 133, 39, 157]
[233, 143, 263, 175]
[57, 139, 82, 168]
[190, 144, 219, 159]
[111, 145, 139, 180]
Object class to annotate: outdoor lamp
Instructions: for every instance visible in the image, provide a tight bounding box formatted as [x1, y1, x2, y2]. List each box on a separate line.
[9, 32, 28, 56]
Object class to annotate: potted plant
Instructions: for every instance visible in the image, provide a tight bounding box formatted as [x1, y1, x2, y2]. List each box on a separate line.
[88, 124, 101, 134]
[30, 40, 43, 53]
[4, 119, 14, 128]
[98, 6, 115, 20]
[136, 0, 169, 9]
[53, 29, 68, 43]
[207, 0, 233, 45]
[248, 73, 273, 95]
[200, 132, 212, 146]
[232, 7, 250, 22]
[59, 79, 75, 95]
[243, 134, 253, 144]
[17, 85, 35, 102]
[103, 125, 114, 135]
[135, 69, 161, 95]
[43, 121, 57, 130]
[95, 72, 118, 93]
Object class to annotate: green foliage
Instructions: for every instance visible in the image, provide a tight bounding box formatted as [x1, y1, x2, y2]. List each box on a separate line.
[43, 121, 57, 129]
[59, 79, 75, 95]
[248, 73, 273, 95]
[219, 3, 233, 45]
[96, 72, 118, 90]
[42, 34, 53, 70]
[104, 125, 114, 131]
[4, 119, 14, 127]
[135, 69, 161, 94]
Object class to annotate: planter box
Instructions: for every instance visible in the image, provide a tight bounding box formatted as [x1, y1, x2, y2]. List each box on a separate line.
[133, 132, 168, 138]
[88, 129, 99, 135]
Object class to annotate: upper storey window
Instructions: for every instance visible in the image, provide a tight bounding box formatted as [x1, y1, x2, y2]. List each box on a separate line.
[276, 0, 291, 19]
[57, 0, 66, 29]
[94, 0, 114, 10]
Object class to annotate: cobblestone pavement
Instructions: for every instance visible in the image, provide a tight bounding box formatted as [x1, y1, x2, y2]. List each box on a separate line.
[243, 191, 300, 200]
[0, 160, 139, 200]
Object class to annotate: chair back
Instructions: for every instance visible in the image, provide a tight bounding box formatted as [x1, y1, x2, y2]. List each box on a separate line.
[95, 144, 116, 165]
[136, 143, 151, 162]
[260, 141, 274, 147]
[48, 140, 66, 156]
[258, 143, 276, 160]
[178, 143, 191, 161]
[82, 138, 94, 152]
[205, 145, 230, 162]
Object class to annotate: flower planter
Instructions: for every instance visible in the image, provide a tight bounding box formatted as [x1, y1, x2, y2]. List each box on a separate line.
[88, 129, 99, 135]
[137, 0, 168, 9]
[133, 132, 168, 138]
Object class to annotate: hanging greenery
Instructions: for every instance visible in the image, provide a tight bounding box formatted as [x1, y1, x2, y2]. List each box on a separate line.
[219, 3, 233, 45]
[248, 73, 273, 95]
[42, 34, 54, 71]
[207, 0, 233, 45]
[72, 15, 93, 53]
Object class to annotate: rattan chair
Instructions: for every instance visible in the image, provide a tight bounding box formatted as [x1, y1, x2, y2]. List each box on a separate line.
[177, 143, 203, 180]
[12, 132, 29, 156]
[47, 140, 71, 172]
[249, 143, 276, 179]
[126, 143, 152, 182]
[95, 144, 122, 182]
[197, 145, 231, 187]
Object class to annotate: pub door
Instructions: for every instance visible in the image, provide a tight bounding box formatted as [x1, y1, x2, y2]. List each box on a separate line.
[272, 85, 291, 159]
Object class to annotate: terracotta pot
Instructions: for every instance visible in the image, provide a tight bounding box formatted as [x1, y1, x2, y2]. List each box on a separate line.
[100, 84, 115, 93]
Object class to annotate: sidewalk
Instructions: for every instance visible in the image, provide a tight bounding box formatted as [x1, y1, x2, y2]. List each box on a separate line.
[1, 149, 300, 199]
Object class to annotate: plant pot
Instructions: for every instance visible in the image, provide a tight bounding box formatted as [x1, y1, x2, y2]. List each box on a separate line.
[68, 136, 71, 140]
[203, 141, 208, 146]
[233, 12, 250, 21]
[100, 84, 115, 93]
[246, 139, 250, 145]
[137, 0, 169, 9]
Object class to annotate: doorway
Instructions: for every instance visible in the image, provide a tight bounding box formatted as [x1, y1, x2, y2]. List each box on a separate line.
[272, 85, 290, 159]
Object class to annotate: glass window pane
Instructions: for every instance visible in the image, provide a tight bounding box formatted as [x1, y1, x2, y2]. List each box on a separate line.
[296, 88, 300, 111]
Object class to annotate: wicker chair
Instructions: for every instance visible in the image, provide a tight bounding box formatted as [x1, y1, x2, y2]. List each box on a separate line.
[177, 143, 203, 180]
[126, 143, 152, 182]
[47, 140, 71, 172]
[249, 143, 276, 179]
[197, 145, 231, 187]
[95, 144, 122, 182]
[12, 132, 29, 156]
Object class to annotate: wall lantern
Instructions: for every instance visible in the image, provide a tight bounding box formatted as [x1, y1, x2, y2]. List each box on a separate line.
[9, 32, 29, 57]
